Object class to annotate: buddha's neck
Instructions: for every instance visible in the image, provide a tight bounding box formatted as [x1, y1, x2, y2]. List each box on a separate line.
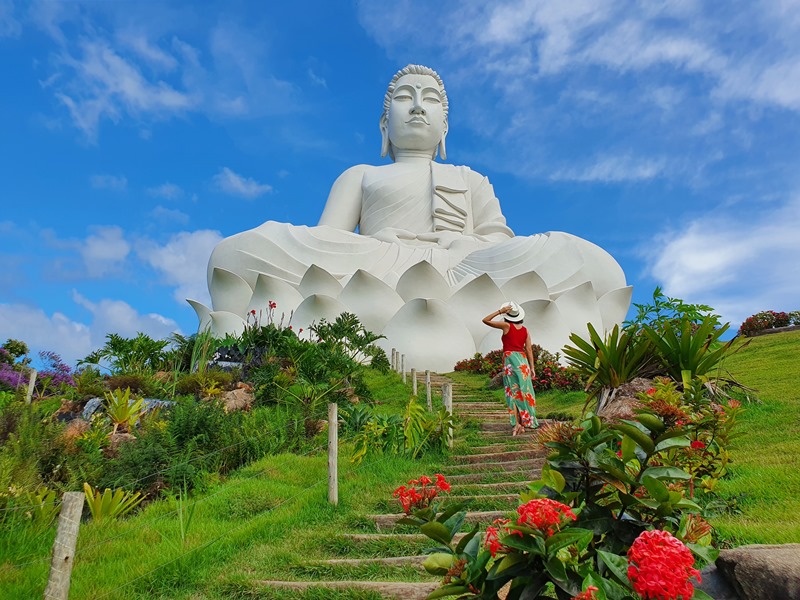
[393, 149, 434, 164]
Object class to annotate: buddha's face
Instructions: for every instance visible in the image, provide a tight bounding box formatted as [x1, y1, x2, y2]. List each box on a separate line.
[385, 73, 447, 154]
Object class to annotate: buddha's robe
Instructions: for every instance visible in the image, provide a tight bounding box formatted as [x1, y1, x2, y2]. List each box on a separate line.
[206, 161, 625, 308]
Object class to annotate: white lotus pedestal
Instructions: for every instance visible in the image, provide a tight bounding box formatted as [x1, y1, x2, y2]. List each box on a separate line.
[189, 261, 632, 373]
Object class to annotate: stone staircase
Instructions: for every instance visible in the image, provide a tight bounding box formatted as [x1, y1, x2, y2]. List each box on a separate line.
[258, 375, 548, 599]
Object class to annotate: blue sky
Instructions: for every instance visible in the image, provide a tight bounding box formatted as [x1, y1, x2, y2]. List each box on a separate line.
[1, 0, 799, 367]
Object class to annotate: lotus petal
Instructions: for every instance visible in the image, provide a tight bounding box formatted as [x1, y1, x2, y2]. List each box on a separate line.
[292, 294, 349, 332]
[553, 281, 603, 342]
[598, 286, 634, 332]
[395, 261, 450, 302]
[209, 311, 246, 338]
[499, 272, 549, 302]
[298, 264, 343, 299]
[447, 274, 505, 347]
[209, 267, 253, 315]
[520, 299, 572, 359]
[187, 299, 212, 333]
[381, 298, 475, 372]
[477, 329, 502, 355]
[247, 273, 304, 319]
[339, 269, 404, 333]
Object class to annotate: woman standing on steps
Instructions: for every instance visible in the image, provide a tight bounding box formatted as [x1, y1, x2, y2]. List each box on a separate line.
[482, 302, 539, 436]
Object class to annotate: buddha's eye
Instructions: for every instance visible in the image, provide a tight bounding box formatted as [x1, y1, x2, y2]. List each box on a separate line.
[394, 93, 412, 101]
[424, 96, 441, 104]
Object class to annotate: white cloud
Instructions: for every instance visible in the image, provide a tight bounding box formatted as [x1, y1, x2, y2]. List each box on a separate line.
[90, 174, 128, 190]
[136, 229, 222, 305]
[116, 31, 178, 71]
[213, 167, 272, 199]
[149, 205, 190, 225]
[308, 68, 327, 88]
[147, 182, 184, 200]
[80, 226, 131, 278]
[646, 195, 800, 327]
[0, 0, 21, 38]
[0, 303, 92, 367]
[549, 155, 668, 183]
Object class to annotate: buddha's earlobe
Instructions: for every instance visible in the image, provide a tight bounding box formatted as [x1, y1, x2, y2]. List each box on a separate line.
[438, 126, 448, 161]
[380, 116, 390, 158]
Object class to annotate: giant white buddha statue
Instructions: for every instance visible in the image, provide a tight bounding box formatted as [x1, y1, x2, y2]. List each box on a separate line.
[192, 64, 632, 371]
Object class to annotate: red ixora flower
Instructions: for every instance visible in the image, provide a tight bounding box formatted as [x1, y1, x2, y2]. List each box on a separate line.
[571, 586, 599, 600]
[393, 474, 451, 515]
[646, 388, 657, 395]
[515, 498, 576, 537]
[268, 300, 277, 309]
[690, 440, 706, 450]
[250, 309, 257, 315]
[627, 529, 700, 600]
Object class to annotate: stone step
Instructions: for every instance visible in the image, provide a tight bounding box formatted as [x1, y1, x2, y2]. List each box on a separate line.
[368, 510, 507, 531]
[451, 449, 543, 464]
[467, 444, 523, 454]
[445, 471, 532, 484]
[439, 457, 545, 473]
[258, 581, 438, 600]
[339, 533, 468, 543]
[453, 402, 503, 410]
[314, 555, 427, 569]
[457, 481, 528, 492]
[448, 494, 518, 504]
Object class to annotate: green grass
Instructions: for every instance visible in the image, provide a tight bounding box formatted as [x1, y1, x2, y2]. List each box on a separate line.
[706, 330, 800, 545]
[3, 334, 797, 598]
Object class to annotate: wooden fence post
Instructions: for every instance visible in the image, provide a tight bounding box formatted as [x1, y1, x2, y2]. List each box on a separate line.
[391, 348, 397, 371]
[44, 491, 84, 600]
[401, 355, 406, 383]
[25, 369, 37, 405]
[425, 370, 432, 411]
[411, 368, 417, 396]
[328, 402, 338, 506]
[442, 383, 453, 450]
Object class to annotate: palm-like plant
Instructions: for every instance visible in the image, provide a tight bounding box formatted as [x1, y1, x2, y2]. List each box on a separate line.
[83, 483, 143, 521]
[562, 323, 657, 414]
[104, 387, 146, 434]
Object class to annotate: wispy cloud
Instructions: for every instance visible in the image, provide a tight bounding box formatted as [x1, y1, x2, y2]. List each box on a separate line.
[644, 195, 800, 326]
[549, 155, 668, 183]
[0, 0, 21, 38]
[0, 302, 92, 365]
[147, 182, 184, 200]
[79, 226, 132, 278]
[212, 167, 272, 199]
[149, 206, 190, 225]
[90, 174, 128, 190]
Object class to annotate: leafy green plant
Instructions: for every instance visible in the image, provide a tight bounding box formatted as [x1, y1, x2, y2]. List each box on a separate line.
[103, 387, 146, 434]
[626, 286, 720, 332]
[83, 482, 144, 521]
[81, 332, 170, 375]
[562, 323, 657, 414]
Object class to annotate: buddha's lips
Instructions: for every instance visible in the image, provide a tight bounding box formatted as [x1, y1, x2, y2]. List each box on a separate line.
[406, 117, 429, 124]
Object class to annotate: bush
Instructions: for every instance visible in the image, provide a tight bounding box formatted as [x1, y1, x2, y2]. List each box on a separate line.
[739, 309, 798, 336]
[454, 347, 583, 392]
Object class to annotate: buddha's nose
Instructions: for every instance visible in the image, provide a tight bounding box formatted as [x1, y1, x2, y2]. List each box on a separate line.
[410, 100, 426, 115]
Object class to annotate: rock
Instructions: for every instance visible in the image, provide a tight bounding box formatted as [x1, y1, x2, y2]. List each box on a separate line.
[697, 563, 741, 600]
[141, 398, 174, 413]
[716, 544, 800, 600]
[219, 387, 254, 412]
[82, 397, 104, 420]
[489, 373, 503, 389]
[108, 432, 137, 453]
[597, 377, 652, 421]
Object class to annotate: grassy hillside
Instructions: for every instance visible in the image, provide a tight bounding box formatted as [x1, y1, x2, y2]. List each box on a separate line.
[707, 329, 800, 544]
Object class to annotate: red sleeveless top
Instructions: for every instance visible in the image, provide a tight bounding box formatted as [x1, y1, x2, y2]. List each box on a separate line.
[501, 325, 528, 353]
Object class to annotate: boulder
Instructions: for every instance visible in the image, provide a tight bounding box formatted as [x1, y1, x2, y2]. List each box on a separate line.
[697, 564, 741, 600]
[597, 377, 653, 421]
[219, 385, 254, 412]
[716, 544, 800, 600]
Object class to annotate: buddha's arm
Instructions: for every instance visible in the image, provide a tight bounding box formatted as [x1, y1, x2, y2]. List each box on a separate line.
[469, 171, 515, 240]
[318, 165, 370, 231]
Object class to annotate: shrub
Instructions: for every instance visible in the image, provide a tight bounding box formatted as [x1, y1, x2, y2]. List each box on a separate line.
[454, 347, 582, 392]
[739, 309, 797, 336]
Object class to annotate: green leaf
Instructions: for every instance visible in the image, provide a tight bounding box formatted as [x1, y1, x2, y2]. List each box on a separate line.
[686, 542, 719, 565]
[583, 572, 608, 600]
[544, 555, 568, 584]
[654, 437, 691, 452]
[597, 550, 629, 585]
[642, 466, 691, 481]
[642, 475, 670, 503]
[425, 584, 471, 599]
[691, 589, 716, 600]
[621, 435, 637, 463]
[455, 529, 479, 555]
[422, 552, 454, 575]
[545, 529, 594, 553]
[420, 521, 453, 547]
[541, 464, 567, 493]
[611, 423, 655, 454]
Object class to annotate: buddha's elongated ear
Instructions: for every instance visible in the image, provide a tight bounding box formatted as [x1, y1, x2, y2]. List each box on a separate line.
[438, 120, 448, 161]
[380, 115, 391, 158]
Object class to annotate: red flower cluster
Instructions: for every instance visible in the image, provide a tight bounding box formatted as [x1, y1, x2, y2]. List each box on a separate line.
[571, 586, 599, 600]
[392, 474, 450, 514]
[515, 498, 576, 536]
[690, 440, 706, 450]
[627, 529, 700, 600]
[484, 517, 513, 558]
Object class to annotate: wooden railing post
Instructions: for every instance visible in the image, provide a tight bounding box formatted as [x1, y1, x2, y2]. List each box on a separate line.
[25, 369, 37, 405]
[328, 402, 338, 505]
[44, 491, 84, 600]
[411, 368, 417, 396]
[391, 348, 397, 371]
[442, 382, 453, 450]
[401, 354, 406, 383]
[425, 370, 432, 411]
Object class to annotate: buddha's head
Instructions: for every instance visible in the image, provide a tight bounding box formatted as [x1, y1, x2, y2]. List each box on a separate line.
[380, 64, 449, 161]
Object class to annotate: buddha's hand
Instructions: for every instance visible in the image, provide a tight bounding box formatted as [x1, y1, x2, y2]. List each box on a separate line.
[370, 227, 420, 245]
[415, 231, 465, 249]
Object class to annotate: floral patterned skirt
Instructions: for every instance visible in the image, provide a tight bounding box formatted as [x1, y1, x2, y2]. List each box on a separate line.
[502, 351, 538, 428]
